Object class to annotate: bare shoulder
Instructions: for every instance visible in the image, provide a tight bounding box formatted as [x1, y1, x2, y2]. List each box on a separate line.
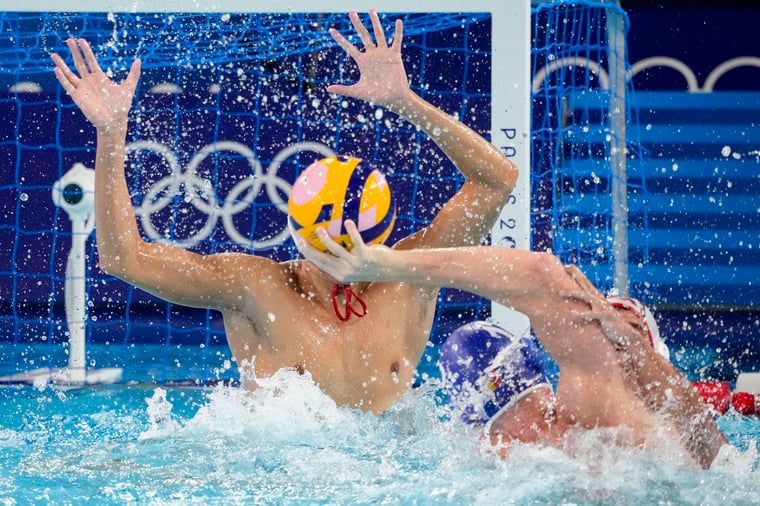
[207, 250, 286, 274]
[193, 251, 299, 308]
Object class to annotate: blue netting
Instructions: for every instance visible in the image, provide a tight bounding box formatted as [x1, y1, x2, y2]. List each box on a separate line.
[1, 4, 655, 384]
[530, 1, 651, 299]
[0, 10, 494, 382]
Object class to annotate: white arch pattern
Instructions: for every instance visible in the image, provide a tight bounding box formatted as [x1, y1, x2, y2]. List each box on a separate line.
[629, 56, 700, 91]
[703, 56, 760, 92]
[533, 55, 760, 92]
[532, 56, 610, 92]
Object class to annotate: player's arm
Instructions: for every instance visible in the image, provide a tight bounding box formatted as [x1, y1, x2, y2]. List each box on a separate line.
[328, 11, 517, 249]
[618, 334, 727, 469]
[90, 105, 270, 310]
[52, 38, 272, 311]
[388, 88, 518, 250]
[301, 220, 616, 357]
[300, 220, 555, 306]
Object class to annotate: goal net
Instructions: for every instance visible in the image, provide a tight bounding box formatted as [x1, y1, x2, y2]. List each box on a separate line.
[0, 1, 638, 384]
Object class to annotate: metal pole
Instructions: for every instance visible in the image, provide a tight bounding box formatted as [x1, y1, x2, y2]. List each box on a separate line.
[65, 217, 88, 382]
[606, 3, 630, 296]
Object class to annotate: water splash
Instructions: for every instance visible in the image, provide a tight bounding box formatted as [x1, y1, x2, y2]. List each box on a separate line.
[1, 379, 759, 504]
[139, 388, 181, 440]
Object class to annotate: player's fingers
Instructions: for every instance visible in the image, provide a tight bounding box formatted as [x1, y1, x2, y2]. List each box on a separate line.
[570, 307, 607, 322]
[329, 28, 360, 59]
[559, 288, 595, 305]
[52, 67, 76, 95]
[343, 220, 365, 249]
[291, 227, 309, 252]
[391, 19, 403, 52]
[368, 9, 388, 48]
[326, 83, 358, 99]
[567, 265, 608, 299]
[316, 227, 349, 258]
[67, 38, 89, 77]
[348, 11, 374, 49]
[78, 39, 103, 74]
[124, 58, 142, 92]
[565, 264, 589, 288]
[50, 53, 79, 88]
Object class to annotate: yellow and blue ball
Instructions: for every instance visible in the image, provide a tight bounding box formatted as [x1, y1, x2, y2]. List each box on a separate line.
[288, 155, 395, 251]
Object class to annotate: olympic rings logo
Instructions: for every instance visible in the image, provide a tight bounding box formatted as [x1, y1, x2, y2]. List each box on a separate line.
[126, 140, 335, 250]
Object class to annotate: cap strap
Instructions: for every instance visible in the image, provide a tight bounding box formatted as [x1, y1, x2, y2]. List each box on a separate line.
[331, 283, 368, 321]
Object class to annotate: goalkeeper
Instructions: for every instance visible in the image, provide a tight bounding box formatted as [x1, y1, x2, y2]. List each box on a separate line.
[51, 10, 521, 414]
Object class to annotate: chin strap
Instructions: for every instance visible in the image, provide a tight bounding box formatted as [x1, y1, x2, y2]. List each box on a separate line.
[331, 283, 368, 321]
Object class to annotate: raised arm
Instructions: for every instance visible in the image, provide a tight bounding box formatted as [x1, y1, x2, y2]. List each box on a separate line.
[329, 10, 517, 248]
[51, 39, 269, 310]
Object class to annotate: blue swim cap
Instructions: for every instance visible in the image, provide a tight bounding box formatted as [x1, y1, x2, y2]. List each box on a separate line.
[439, 321, 551, 425]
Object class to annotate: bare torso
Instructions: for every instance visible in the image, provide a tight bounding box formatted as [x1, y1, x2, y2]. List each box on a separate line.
[535, 308, 659, 439]
[554, 364, 656, 438]
[221, 259, 438, 413]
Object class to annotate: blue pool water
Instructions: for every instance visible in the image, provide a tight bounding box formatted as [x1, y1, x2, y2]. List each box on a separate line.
[1, 368, 759, 505]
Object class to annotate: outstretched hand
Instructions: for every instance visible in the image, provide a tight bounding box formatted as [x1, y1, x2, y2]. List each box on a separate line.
[297, 220, 397, 283]
[51, 38, 141, 130]
[328, 10, 410, 107]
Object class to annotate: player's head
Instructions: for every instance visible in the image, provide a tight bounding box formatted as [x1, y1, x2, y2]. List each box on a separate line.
[288, 155, 395, 252]
[607, 296, 670, 360]
[439, 321, 552, 426]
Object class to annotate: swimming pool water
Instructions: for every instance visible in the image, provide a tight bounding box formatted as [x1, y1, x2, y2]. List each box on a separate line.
[1, 369, 758, 506]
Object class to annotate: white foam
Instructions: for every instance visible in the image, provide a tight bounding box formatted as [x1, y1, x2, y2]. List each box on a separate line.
[122, 372, 760, 504]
